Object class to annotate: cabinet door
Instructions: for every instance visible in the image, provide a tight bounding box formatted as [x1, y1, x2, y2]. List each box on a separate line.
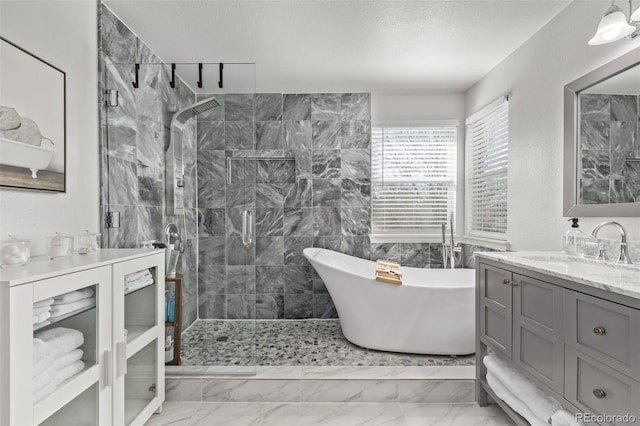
[512, 274, 564, 394]
[112, 253, 164, 426]
[478, 263, 512, 358]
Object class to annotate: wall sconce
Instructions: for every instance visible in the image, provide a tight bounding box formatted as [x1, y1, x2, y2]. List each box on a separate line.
[589, 0, 640, 45]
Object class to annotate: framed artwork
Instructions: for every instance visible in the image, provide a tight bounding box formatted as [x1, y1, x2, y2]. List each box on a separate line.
[0, 37, 66, 192]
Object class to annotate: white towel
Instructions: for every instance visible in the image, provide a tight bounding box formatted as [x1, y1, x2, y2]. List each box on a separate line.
[125, 278, 154, 293]
[125, 274, 153, 287]
[484, 354, 562, 422]
[33, 383, 56, 404]
[33, 366, 56, 396]
[33, 305, 51, 315]
[551, 409, 584, 426]
[53, 348, 83, 370]
[487, 372, 549, 426]
[35, 327, 84, 358]
[33, 298, 54, 309]
[33, 354, 53, 377]
[33, 338, 50, 363]
[53, 360, 85, 386]
[50, 297, 96, 318]
[125, 269, 152, 283]
[54, 288, 95, 304]
[33, 311, 51, 325]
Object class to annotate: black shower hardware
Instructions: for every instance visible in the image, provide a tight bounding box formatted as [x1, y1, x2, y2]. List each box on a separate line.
[170, 63, 176, 88]
[197, 63, 203, 88]
[218, 63, 224, 88]
[132, 63, 139, 88]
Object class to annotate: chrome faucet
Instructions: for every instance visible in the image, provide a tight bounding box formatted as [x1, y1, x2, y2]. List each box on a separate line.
[589, 221, 632, 264]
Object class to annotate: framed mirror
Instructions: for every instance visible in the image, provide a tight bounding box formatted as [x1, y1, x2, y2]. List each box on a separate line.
[564, 47, 640, 216]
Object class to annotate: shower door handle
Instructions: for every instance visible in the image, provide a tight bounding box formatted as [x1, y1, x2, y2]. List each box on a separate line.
[242, 210, 253, 247]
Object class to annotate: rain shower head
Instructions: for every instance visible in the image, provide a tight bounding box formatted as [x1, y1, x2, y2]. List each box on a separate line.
[170, 96, 220, 129]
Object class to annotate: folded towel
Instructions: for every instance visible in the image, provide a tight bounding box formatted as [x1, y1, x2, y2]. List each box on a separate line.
[33, 311, 51, 325]
[33, 366, 56, 394]
[35, 327, 84, 358]
[551, 409, 584, 426]
[125, 269, 152, 283]
[33, 383, 56, 404]
[33, 305, 51, 315]
[33, 354, 53, 377]
[53, 360, 85, 386]
[53, 348, 83, 370]
[50, 297, 95, 319]
[33, 298, 54, 309]
[125, 278, 154, 293]
[487, 372, 549, 426]
[484, 354, 561, 422]
[33, 338, 50, 364]
[54, 288, 95, 305]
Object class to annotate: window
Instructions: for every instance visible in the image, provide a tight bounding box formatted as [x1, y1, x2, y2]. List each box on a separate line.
[465, 96, 509, 241]
[371, 122, 458, 241]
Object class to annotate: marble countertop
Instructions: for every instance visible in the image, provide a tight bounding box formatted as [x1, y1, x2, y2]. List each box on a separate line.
[476, 251, 640, 301]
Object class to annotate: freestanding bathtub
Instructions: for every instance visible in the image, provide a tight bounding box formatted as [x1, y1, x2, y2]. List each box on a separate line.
[303, 247, 475, 355]
[0, 137, 55, 178]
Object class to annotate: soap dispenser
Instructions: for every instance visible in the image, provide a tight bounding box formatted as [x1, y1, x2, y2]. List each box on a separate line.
[563, 218, 583, 255]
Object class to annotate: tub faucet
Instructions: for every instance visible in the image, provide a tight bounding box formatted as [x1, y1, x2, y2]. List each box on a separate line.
[589, 221, 632, 264]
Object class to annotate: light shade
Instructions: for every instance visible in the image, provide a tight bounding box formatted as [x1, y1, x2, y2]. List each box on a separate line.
[589, 5, 636, 45]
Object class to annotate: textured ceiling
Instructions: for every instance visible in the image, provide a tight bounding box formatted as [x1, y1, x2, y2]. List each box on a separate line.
[103, 0, 572, 94]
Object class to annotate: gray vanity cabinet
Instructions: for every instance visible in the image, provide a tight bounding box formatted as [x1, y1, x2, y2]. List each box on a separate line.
[478, 263, 513, 358]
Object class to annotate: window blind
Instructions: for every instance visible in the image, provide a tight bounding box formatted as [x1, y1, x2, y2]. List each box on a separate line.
[465, 98, 509, 240]
[371, 125, 457, 235]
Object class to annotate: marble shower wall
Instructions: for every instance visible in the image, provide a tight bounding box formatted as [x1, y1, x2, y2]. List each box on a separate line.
[197, 93, 373, 320]
[98, 4, 199, 328]
[580, 94, 640, 204]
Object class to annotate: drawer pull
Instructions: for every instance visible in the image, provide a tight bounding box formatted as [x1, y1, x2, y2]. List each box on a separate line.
[502, 278, 510, 285]
[593, 326, 606, 336]
[593, 389, 606, 399]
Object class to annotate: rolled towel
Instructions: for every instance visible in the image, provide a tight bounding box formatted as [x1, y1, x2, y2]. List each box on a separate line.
[50, 297, 96, 318]
[484, 354, 561, 422]
[33, 311, 51, 325]
[551, 409, 584, 426]
[0, 106, 21, 130]
[53, 360, 85, 386]
[53, 348, 83, 370]
[54, 288, 95, 305]
[33, 305, 51, 316]
[34, 298, 54, 309]
[487, 372, 549, 426]
[0, 117, 43, 146]
[35, 327, 84, 358]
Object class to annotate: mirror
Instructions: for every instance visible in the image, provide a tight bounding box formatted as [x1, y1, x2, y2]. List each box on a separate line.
[564, 47, 640, 216]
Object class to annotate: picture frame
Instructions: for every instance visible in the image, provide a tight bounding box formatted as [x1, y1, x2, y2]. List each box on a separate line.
[0, 36, 66, 192]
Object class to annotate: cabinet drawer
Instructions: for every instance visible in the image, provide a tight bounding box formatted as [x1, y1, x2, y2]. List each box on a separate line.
[565, 347, 640, 424]
[565, 291, 640, 380]
[478, 263, 512, 358]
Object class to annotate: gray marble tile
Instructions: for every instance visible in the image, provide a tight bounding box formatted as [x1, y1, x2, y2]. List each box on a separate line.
[100, 5, 137, 64]
[341, 178, 371, 210]
[257, 159, 295, 183]
[226, 265, 256, 294]
[401, 243, 430, 268]
[226, 184, 255, 208]
[256, 183, 284, 208]
[312, 120, 341, 150]
[197, 120, 225, 151]
[255, 208, 284, 237]
[256, 121, 284, 150]
[581, 178, 610, 204]
[581, 94, 610, 121]
[370, 243, 402, 263]
[198, 179, 226, 208]
[256, 294, 284, 319]
[198, 293, 226, 319]
[610, 121, 637, 152]
[108, 156, 138, 205]
[256, 237, 285, 265]
[283, 178, 312, 208]
[581, 149, 610, 179]
[256, 93, 283, 121]
[428, 244, 445, 268]
[341, 236, 371, 260]
[284, 294, 313, 319]
[341, 208, 370, 236]
[293, 150, 313, 180]
[283, 94, 311, 120]
[341, 148, 371, 179]
[313, 294, 337, 319]
[313, 270, 328, 293]
[196, 150, 225, 181]
[227, 295, 256, 319]
[256, 266, 285, 294]
[611, 95, 638, 121]
[341, 93, 371, 121]
[226, 236, 256, 266]
[224, 94, 254, 121]
[399, 380, 475, 403]
[198, 264, 226, 294]
[196, 94, 225, 121]
[299, 379, 398, 403]
[284, 236, 313, 266]
[284, 120, 312, 151]
[228, 158, 257, 185]
[313, 207, 342, 237]
[342, 120, 371, 149]
[580, 121, 610, 150]
[312, 150, 341, 178]
[135, 116, 164, 170]
[165, 379, 202, 402]
[312, 178, 341, 207]
[137, 165, 163, 207]
[284, 208, 313, 237]
[311, 94, 341, 120]
[225, 121, 255, 150]
[199, 236, 226, 265]
[284, 265, 313, 294]
[198, 208, 225, 237]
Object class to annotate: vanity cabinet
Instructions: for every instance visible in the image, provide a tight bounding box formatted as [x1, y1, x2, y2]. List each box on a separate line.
[477, 256, 640, 425]
[0, 249, 165, 426]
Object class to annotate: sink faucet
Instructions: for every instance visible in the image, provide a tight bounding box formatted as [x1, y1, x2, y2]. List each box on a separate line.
[589, 221, 632, 264]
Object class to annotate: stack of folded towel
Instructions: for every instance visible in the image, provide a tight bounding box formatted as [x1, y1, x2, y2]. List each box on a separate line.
[50, 288, 96, 319]
[125, 269, 153, 293]
[484, 355, 583, 426]
[33, 327, 85, 403]
[33, 298, 54, 326]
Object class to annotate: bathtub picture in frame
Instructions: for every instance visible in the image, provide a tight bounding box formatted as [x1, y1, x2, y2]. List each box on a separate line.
[0, 37, 66, 192]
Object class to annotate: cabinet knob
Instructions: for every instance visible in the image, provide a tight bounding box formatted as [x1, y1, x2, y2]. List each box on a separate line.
[502, 278, 510, 285]
[593, 326, 606, 336]
[593, 389, 606, 399]
[511, 281, 519, 287]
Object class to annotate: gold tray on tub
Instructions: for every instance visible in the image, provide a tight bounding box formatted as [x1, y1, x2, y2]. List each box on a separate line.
[375, 259, 403, 285]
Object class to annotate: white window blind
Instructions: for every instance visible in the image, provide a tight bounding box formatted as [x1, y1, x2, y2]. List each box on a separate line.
[372, 124, 457, 237]
[465, 97, 509, 240]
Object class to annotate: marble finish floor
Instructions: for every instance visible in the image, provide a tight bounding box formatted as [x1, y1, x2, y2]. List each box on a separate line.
[180, 319, 475, 367]
[146, 401, 514, 425]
